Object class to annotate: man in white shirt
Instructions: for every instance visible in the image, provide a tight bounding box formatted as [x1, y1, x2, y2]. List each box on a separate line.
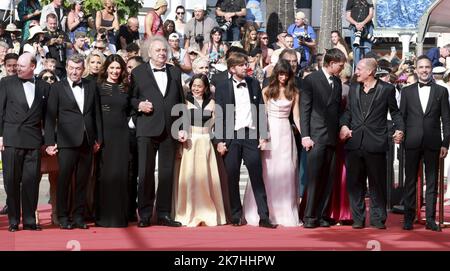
[44, 54, 102, 230]
[214, 52, 276, 228]
[40, 0, 66, 32]
[0, 53, 50, 232]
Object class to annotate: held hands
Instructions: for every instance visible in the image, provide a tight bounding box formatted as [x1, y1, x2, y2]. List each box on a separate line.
[178, 130, 188, 143]
[440, 147, 448, 159]
[258, 139, 268, 150]
[355, 22, 365, 31]
[0, 137, 4, 151]
[339, 125, 352, 141]
[46, 144, 58, 156]
[301, 137, 315, 151]
[93, 141, 101, 153]
[392, 130, 404, 144]
[138, 99, 153, 113]
[217, 142, 228, 156]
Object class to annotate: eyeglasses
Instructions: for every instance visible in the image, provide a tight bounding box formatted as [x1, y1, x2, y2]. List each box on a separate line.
[43, 75, 56, 81]
[177, 12, 185, 15]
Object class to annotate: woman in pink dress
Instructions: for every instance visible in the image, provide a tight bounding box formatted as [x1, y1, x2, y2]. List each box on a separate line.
[244, 59, 301, 226]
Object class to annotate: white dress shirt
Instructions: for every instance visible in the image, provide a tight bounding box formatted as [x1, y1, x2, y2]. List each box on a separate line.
[67, 78, 84, 113]
[149, 62, 168, 96]
[22, 81, 35, 108]
[232, 78, 254, 131]
[418, 84, 431, 113]
[322, 67, 334, 87]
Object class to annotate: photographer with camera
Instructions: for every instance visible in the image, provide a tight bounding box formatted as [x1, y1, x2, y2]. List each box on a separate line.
[96, 0, 119, 45]
[215, 0, 246, 42]
[44, 13, 70, 78]
[346, 0, 375, 67]
[168, 33, 192, 74]
[40, 0, 66, 32]
[22, 25, 47, 76]
[185, 5, 218, 50]
[67, 0, 90, 43]
[287, 11, 316, 66]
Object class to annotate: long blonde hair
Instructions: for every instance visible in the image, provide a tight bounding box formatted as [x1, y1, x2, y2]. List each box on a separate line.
[83, 50, 106, 78]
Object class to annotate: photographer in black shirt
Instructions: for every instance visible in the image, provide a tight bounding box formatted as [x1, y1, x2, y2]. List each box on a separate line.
[215, 0, 246, 42]
[44, 13, 70, 78]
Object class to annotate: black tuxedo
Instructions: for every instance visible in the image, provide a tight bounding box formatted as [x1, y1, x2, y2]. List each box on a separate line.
[0, 75, 50, 226]
[299, 69, 342, 226]
[214, 76, 270, 221]
[400, 82, 450, 223]
[340, 80, 404, 225]
[130, 63, 184, 221]
[44, 78, 102, 225]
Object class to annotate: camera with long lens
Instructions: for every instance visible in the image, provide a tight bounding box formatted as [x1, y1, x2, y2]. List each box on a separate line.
[353, 28, 377, 47]
[216, 16, 231, 32]
[194, 34, 204, 45]
[220, 21, 231, 32]
[297, 32, 312, 43]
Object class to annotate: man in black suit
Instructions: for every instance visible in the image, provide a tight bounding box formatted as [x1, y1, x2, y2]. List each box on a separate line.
[214, 52, 276, 228]
[0, 53, 50, 232]
[400, 55, 450, 231]
[130, 36, 186, 228]
[45, 54, 102, 230]
[340, 58, 404, 229]
[300, 48, 346, 228]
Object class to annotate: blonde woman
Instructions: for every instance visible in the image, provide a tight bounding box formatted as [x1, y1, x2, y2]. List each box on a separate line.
[83, 50, 106, 81]
[96, 0, 119, 44]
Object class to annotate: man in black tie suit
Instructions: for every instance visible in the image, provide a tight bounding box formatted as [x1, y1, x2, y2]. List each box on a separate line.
[0, 53, 50, 232]
[130, 36, 186, 228]
[299, 48, 346, 228]
[214, 52, 276, 228]
[400, 55, 450, 232]
[340, 58, 404, 229]
[45, 54, 102, 230]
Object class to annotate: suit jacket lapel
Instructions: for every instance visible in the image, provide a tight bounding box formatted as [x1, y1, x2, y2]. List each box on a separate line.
[164, 64, 172, 97]
[412, 84, 423, 114]
[146, 63, 164, 98]
[14, 78, 30, 112]
[355, 83, 363, 120]
[26, 81, 42, 115]
[62, 80, 79, 112]
[424, 84, 436, 116]
[319, 70, 333, 106]
[82, 79, 90, 114]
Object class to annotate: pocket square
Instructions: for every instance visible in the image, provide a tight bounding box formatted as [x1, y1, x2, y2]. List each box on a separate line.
[253, 96, 257, 99]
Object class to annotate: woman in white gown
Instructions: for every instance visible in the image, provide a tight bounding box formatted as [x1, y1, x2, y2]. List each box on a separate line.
[244, 59, 301, 226]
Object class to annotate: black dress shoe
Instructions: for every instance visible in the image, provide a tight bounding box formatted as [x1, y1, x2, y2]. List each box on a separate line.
[231, 218, 246, 226]
[128, 215, 138, 223]
[59, 223, 73, 230]
[370, 222, 386, 229]
[8, 224, 19, 232]
[352, 221, 365, 229]
[425, 221, 441, 232]
[157, 216, 182, 227]
[0, 205, 8, 215]
[259, 219, 277, 229]
[137, 220, 151, 228]
[23, 224, 42, 231]
[403, 220, 413, 230]
[319, 219, 330, 227]
[303, 221, 318, 229]
[73, 223, 89, 229]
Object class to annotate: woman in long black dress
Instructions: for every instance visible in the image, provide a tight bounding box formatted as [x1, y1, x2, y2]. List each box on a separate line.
[95, 54, 130, 227]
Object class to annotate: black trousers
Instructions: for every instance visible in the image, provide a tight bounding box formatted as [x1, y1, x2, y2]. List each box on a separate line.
[403, 148, 439, 222]
[303, 144, 336, 224]
[223, 136, 269, 221]
[137, 131, 177, 220]
[3, 147, 40, 225]
[128, 128, 138, 219]
[346, 149, 387, 224]
[57, 137, 93, 224]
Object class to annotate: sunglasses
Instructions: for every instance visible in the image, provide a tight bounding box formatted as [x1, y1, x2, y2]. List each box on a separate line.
[177, 12, 185, 15]
[43, 75, 56, 81]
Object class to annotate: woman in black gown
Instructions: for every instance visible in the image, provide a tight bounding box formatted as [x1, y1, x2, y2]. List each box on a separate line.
[95, 54, 130, 227]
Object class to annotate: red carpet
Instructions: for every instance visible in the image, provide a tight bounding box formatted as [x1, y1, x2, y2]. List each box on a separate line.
[0, 204, 449, 251]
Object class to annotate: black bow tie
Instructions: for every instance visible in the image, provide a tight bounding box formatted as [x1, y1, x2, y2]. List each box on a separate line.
[153, 68, 166, 73]
[72, 82, 83, 88]
[236, 82, 247, 88]
[20, 77, 35, 84]
[419, 81, 433, 88]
